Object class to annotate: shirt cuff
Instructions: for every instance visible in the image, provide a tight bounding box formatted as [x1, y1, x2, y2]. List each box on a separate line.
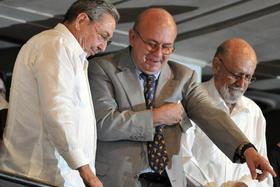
[61, 148, 89, 169]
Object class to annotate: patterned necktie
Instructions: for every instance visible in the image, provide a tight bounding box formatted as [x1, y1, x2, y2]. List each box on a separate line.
[141, 73, 169, 174]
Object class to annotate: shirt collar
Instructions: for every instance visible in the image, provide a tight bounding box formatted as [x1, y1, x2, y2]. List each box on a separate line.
[136, 69, 161, 81]
[54, 23, 88, 64]
[232, 96, 250, 115]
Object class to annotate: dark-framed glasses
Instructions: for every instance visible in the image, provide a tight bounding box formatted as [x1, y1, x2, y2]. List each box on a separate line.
[133, 29, 174, 55]
[217, 57, 256, 83]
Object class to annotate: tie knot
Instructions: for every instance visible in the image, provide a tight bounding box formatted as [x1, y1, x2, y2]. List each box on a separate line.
[140, 73, 156, 83]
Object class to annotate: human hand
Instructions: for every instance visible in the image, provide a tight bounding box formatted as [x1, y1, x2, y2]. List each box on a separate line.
[220, 181, 247, 187]
[152, 101, 184, 126]
[204, 181, 217, 187]
[78, 165, 103, 187]
[244, 147, 277, 181]
[232, 182, 248, 187]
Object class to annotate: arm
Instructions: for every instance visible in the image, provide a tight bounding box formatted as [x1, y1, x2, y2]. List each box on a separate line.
[88, 61, 182, 141]
[242, 109, 275, 183]
[251, 110, 273, 186]
[180, 71, 247, 160]
[78, 165, 103, 187]
[34, 41, 98, 185]
[224, 110, 273, 186]
[88, 61, 154, 141]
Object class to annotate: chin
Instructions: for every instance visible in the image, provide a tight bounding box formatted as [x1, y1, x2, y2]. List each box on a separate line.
[149, 65, 162, 72]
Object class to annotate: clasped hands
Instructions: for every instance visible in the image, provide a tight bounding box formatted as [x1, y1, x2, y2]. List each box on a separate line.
[152, 100, 184, 126]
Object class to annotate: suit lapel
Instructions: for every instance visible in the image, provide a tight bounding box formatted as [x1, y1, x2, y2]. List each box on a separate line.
[115, 49, 179, 110]
[116, 48, 145, 110]
[156, 63, 171, 96]
[155, 62, 179, 106]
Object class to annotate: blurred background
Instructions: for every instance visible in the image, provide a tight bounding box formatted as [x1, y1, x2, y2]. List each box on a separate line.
[1, 0, 280, 140]
[1, 0, 279, 101]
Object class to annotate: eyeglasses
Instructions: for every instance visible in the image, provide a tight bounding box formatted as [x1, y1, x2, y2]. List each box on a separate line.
[133, 29, 175, 55]
[217, 57, 256, 83]
[97, 32, 112, 46]
[92, 23, 112, 46]
[96, 28, 112, 46]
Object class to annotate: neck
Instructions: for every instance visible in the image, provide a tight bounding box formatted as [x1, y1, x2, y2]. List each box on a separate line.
[226, 102, 236, 114]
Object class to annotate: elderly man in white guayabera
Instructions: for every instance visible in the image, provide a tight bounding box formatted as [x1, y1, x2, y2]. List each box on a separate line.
[186, 38, 273, 187]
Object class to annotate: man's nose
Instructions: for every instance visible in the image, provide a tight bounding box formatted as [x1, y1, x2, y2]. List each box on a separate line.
[98, 41, 107, 52]
[151, 45, 164, 57]
[235, 76, 248, 88]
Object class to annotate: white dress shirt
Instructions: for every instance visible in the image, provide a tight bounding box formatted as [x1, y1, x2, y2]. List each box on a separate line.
[185, 78, 273, 187]
[0, 23, 97, 187]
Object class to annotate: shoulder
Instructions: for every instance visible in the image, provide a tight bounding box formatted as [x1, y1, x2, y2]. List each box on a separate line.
[25, 28, 70, 54]
[90, 51, 118, 64]
[167, 61, 196, 78]
[168, 61, 193, 72]
[88, 51, 120, 71]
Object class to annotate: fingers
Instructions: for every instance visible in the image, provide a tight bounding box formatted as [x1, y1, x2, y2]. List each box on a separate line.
[256, 155, 277, 179]
[258, 161, 277, 179]
[256, 170, 268, 181]
[177, 100, 184, 113]
[174, 101, 183, 122]
[266, 164, 277, 177]
[153, 101, 184, 125]
[245, 148, 277, 181]
[246, 158, 257, 179]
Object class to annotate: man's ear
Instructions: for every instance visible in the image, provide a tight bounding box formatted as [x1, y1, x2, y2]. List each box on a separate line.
[212, 57, 220, 75]
[75, 12, 89, 31]
[129, 29, 136, 47]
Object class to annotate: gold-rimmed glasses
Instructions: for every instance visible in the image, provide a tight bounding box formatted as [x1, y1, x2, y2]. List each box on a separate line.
[133, 29, 174, 55]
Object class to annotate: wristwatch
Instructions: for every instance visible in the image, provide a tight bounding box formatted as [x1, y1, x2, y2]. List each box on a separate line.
[234, 142, 257, 163]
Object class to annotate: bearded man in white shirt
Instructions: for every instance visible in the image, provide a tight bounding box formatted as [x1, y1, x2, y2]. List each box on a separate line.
[0, 1, 119, 187]
[187, 38, 273, 187]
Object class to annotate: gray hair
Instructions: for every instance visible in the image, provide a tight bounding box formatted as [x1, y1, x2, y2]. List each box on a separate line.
[63, 0, 120, 23]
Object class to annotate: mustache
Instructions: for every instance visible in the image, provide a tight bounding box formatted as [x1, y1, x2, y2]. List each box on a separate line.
[229, 87, 244, 93]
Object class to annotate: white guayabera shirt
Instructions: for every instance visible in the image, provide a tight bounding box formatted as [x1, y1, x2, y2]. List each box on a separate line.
[0, 23, 97, 187]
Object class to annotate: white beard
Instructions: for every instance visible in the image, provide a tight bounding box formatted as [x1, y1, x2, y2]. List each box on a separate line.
[220, 86, 245, 105]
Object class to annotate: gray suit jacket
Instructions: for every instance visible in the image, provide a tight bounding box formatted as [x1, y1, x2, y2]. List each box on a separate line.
[88, 47, 249, 187]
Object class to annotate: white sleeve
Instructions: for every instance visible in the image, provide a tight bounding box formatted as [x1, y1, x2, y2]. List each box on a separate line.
[182, 123, 215, 186]
[33, 40, 88, 169]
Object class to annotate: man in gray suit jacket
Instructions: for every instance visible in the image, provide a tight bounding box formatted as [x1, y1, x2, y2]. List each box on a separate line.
[88, 8, 276, 187]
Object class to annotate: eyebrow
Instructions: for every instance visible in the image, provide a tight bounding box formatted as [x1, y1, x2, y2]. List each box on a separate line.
[147, 39, 174, 46]
[100, 31, 111, 39]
